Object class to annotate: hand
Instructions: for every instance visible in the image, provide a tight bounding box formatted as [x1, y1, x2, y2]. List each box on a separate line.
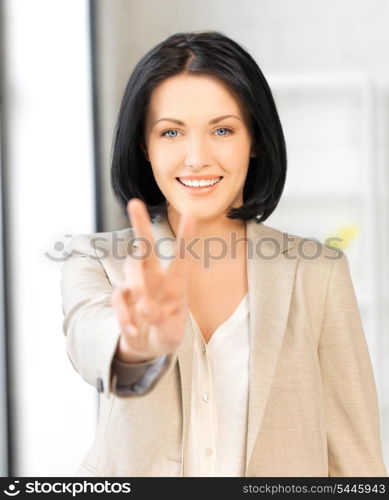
[111, 198, 197, 364]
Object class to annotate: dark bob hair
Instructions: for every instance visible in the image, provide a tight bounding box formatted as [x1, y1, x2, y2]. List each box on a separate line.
[111, 30, 287, 224]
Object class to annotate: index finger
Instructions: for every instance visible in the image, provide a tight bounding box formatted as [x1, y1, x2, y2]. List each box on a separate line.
[127, 198, 161, 271]
[168, 210, 197, 280]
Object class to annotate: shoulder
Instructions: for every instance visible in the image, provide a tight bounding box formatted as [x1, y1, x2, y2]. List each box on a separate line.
[257, 223, 354, 309]
[63, 227, 135, 260]
[253, 220, 343, 257]
[254, 220, 346, 272]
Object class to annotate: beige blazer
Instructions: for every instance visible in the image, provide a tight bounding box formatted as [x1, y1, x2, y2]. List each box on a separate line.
[60, 215, 387, 477]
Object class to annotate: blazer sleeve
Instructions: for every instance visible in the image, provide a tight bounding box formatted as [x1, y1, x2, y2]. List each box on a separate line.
[60, 233, 177, 398]
[318, 251, 387, 477]
[111, 354, 169, 395]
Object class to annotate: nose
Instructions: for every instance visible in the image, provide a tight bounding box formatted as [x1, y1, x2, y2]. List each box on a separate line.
[184, 135, 210, 169]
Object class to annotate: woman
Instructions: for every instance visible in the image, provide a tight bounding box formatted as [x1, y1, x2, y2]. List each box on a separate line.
[60, 31, 387, 477]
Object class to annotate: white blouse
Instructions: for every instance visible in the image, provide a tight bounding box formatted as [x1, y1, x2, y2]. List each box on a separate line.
[112, 293, 251, 477]
[184, 292, 250, 477]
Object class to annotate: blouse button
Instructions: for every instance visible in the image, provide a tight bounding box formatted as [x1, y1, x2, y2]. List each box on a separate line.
[206, 448, 213, 456]
[202, 392, 209, 402]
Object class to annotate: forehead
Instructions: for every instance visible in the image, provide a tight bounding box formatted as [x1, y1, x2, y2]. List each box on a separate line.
[146, 73, 247, 121]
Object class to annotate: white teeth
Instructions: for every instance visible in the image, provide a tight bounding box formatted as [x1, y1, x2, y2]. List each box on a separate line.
[178, 177, 222, 187]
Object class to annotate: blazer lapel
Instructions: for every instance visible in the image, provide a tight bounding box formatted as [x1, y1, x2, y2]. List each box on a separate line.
[151, 214, 298, 477]
[244, 218, 298, 474]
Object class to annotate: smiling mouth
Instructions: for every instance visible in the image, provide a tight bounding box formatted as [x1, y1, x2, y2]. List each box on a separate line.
[175, 176, 223, 187]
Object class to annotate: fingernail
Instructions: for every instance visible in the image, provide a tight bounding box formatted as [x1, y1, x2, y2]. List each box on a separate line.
[142, 304, 152, 315]
[125, 324, 137, 335]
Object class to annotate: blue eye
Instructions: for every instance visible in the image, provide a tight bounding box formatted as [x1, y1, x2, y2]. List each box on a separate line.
[215, 127, 232, 136]
[162, 130, 179, 138]
[161, 127, 233, 139]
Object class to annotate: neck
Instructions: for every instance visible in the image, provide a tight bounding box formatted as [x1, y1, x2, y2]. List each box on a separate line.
[166, 207, 247, 265]
[168, 208, 245, 238]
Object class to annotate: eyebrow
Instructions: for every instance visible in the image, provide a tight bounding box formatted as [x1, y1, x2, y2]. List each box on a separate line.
[152, 114, 241, 127]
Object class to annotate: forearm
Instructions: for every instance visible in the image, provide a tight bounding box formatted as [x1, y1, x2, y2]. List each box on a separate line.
[114, 333, 158, 364]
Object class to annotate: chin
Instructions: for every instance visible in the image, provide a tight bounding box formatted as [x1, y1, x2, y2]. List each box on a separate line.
[187, 207, 227, 221]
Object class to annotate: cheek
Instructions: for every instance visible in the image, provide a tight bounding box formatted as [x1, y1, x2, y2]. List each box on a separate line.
[230, 165, 250, 189]
[150, 140, 179, 156]
[218, 139, 251, 162]
[149, 147, 178, 174]
[150, 165, 179, 196]
[222, 154, 250, 177]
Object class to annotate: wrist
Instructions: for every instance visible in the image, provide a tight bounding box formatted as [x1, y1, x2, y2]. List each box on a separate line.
[115, 334, 156, 364]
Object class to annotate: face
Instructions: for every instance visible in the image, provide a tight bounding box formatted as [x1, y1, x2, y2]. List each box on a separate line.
[142, 73, 257, 222]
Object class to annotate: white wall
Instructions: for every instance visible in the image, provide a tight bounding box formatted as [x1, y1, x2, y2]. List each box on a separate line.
[4, 0, 97, 475]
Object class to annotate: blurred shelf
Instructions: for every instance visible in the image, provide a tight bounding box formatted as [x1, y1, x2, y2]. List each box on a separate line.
[281, 192, 369, 201]
[267, 71, 371, 89]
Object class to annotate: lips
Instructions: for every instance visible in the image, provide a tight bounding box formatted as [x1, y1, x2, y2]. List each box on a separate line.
[175, 176, 223, 197]
[176, 175, 223, 181]
[176, 176, 223, 186]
